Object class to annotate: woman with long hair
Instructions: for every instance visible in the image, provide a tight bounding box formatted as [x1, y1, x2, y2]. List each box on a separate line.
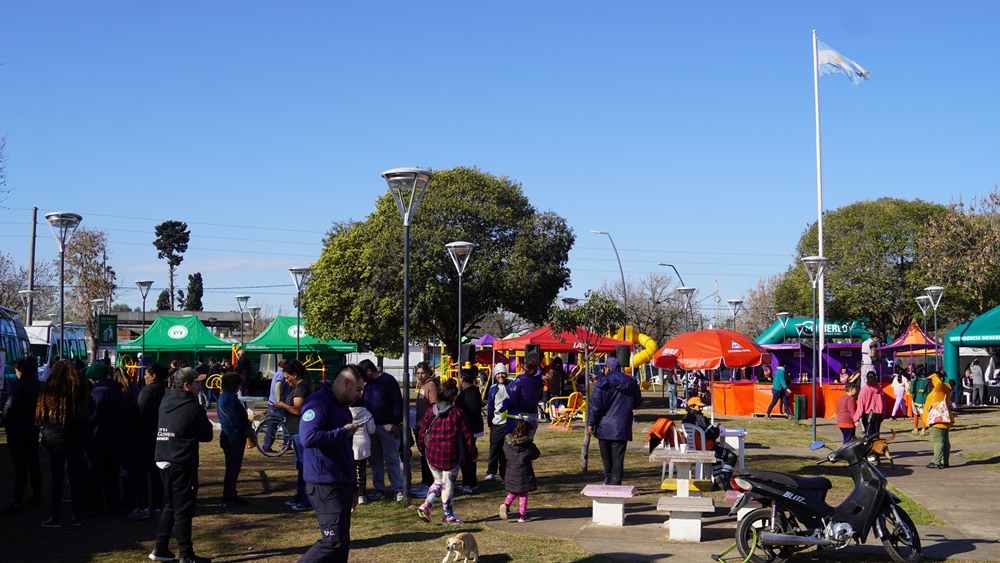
[35, 359, 92, 527]
[853, 371, 886, 438]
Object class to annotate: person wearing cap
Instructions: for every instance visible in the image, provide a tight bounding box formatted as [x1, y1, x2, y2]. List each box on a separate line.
[588, 357, 642, 486]
[682, 396, 720, 449]
[149, 367, 214, 563]
[484, 362, 510, 482]
[86, 360, 127, 516]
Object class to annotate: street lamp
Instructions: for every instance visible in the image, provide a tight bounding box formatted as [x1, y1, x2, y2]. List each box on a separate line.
[802, 255, 829, 442]
[727, 299, 744, 333]
[446, 241, 477, 375]
[289, 268, 310, 360]
[915, 295, 932, 370]
[561, 297, 580, 309]
[592, 231, 627, 331]
[925, 286, 945, 371]
[18, 289, 35, 321]
[235, 295, 250, 349]
[248, 305, 261, 338]
[136, 280, 154, 364]
[777, 311, 791, 335]
[91, 298, 106, 316]
[659, 263, 686, 287]
[676, 286, 696, 332]
[383, 166, 432, 503]
[46, 212, 82, 362]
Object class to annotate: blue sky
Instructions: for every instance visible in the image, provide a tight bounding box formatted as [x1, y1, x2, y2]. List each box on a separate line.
[1, 2, 997, 325]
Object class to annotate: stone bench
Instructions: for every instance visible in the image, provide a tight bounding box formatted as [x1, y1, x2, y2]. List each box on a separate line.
[581, 484, 636, 526]
[656, 496, 715, 542]
[660, 478, 714, 494]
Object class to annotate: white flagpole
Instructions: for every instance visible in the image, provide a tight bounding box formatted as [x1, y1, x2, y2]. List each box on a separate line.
[813, 30, 826, 389]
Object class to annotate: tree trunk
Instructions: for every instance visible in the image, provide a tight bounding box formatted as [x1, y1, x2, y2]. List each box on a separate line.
[168, 264, 176, 310]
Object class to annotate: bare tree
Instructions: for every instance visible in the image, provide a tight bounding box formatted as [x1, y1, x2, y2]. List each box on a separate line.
[602, 273, 687, 348]
[0, 135, 9, 205]
[0, 251, 58, 320]
[740, 272, 786, 339]
[474, 309, 533, 338]
[62, 228, 117, 357]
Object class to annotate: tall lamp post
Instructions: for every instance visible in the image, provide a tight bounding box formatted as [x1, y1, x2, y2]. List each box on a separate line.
[235, 295, 250, 350]
[925, 285, 945, 370]
[289, 268, 310, 360]
[18, 290, 35, 321]
[384, 167, 432, 504]
[91, 298, 106, 360]
[446, 241, 476, 374]
[802, 256, 829, 442]
[727, 299, 744, 333]
[46, 212, 82, 361]
[135, 280, 154, 365]
[248, 305, 261, 339]
[677, 286, 696, 332]
[777, 311, 791, 337]
[915, 295, 932, 369]
[593, 231, 627, 332]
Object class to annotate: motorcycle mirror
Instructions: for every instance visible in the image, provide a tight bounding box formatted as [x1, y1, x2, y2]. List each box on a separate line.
[809, 440, 826, 450]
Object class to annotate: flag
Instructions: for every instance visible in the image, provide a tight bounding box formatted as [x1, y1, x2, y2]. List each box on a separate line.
[817, 41, 870, 86]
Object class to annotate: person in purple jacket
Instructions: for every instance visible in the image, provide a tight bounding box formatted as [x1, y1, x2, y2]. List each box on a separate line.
[500, 359, 544, 436]
[358, 359, 404, 502]
[298, 365, 365, 563]
[588, 358, 642, 485]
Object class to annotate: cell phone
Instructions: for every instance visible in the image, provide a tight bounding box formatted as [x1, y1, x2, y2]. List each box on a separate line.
[355, 414, 373, 425]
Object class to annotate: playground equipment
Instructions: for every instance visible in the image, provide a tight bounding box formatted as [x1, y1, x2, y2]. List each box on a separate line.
[612, 326, 657, 373]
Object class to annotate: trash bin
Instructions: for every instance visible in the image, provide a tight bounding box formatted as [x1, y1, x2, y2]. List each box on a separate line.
[794, 395, 808, 421]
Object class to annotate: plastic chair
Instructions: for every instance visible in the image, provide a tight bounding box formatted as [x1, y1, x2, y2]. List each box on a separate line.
[681, 423, 712, 479]
[648, 419, 685, 481]
[548, 392, 585, 428]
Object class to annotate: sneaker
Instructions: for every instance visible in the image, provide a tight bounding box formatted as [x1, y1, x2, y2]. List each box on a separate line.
[128, 507, 151, 520]
[518, 514, 532, 523]
[179, 556, 212, 563]
[148, 547, 177, 561]
[365, 491, 384, 502]
[483, 473, 496, 482]
[40, 517, 62, 528]
[442, 513, 464, 524]
[911, 429, 919, 435]
[499, 503, 509, 521]
[357, 496, 367, 505]
[290, 503, 313, 512]
[284, 498, 300, 506]
[417, 504, 431, 523]
[72, 513, 83, 526]
[458, 485, 474, 495]
[394, 491, 405, 502]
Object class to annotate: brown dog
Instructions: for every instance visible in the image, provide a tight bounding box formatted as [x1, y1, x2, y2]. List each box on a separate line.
[444, 532, 479, 563]
[870, 429, 897, 468]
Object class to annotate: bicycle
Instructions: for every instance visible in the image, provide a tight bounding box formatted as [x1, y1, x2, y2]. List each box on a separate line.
[255, 413, 292, 457]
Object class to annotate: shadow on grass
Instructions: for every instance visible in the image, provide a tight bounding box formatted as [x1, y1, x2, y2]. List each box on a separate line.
[353, 530, 457, 549]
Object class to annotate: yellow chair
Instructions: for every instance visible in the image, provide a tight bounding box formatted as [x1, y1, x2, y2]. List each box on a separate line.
[547, 392, 586, 428]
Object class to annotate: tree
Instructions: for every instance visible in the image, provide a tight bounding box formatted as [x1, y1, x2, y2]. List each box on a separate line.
[62, 228, 117, 358]
[304, 167, 575, 359]
[0, 252, 58, 318]
[774, 198, 949, 340]
[0, 135, 9, 204]
[601, 273, 687, 350]
[110, 303, 133, 312]
[156, 289, 171, 311]
[152, 220, 190, 310]
[475, 310, 533, 339]
[183, 273, 204, 311]
[740, 272, 786, 339]
[921, 186, 1000, 322]
[548, 290, 623, 472]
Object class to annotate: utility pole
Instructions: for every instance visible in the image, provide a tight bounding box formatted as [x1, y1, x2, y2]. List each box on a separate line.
[26, 207, 37, 325]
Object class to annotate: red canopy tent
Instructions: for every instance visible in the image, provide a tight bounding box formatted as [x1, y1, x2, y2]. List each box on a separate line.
[492, 325, 632, 353]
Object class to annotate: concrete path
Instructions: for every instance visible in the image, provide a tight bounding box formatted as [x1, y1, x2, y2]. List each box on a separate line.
[487, 411, 1000, 562]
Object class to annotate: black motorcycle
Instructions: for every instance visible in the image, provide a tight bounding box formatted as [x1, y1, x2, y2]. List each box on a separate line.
[728, 434, 921, 563]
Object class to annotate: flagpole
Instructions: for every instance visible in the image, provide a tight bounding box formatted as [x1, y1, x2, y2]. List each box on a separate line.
[813, 29, 826, 389]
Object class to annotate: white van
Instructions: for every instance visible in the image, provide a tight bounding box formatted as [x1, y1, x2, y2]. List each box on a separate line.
[25, 322, 88, 380]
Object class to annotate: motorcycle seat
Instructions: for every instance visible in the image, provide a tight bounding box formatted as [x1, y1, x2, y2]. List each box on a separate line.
[743, 469, 832, 490]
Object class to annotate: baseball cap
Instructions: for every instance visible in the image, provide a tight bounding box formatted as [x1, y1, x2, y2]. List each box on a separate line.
[172, 366, 207, 388]
[605, 357, 620, 372]
[687, 396, 707, 408]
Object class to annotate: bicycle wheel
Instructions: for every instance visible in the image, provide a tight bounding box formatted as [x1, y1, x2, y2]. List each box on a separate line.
[256, 416, 290, 457]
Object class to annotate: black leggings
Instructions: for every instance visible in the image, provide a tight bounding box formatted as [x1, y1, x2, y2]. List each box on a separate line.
[6, 432, 42, 506]
[862, 413, 883, 438]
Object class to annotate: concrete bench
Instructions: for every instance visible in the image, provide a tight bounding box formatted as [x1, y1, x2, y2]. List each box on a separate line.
[656, 496, 715, 542]
[660, 478, 714, 494]
[581, 484, 636, 526]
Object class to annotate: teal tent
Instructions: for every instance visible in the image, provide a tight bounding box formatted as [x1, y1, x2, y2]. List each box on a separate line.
[118, 316, 232, 364]
[944, 305, 1000, 383]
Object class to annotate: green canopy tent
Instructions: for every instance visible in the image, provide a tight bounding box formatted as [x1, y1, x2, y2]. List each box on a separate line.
[244, 316, 357, 381]
[118, 315, 233, 365]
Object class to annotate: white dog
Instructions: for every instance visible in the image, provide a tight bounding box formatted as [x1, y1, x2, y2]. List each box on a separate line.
[443, 532, 479, 563]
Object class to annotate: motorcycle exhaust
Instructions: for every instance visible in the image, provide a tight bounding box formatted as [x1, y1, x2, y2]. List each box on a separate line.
[760, 533, 838, 547]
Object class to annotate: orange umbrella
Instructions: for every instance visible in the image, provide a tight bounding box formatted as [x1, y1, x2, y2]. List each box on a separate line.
[653, 329, 770, 370]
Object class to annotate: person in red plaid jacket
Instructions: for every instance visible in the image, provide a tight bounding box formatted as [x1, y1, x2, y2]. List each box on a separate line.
[416, 378, 477, 525]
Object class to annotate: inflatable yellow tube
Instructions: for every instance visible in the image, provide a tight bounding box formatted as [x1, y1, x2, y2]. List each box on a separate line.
[611, 327, 658, 372]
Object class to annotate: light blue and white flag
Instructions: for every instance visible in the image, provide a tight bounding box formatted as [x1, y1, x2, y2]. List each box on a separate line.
[817, 41, 870, 86]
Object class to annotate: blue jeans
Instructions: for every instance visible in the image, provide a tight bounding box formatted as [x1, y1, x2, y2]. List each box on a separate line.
[369, 424, 403, 494]
[668, 384, 677, 411]
[766, 389, 790, 416]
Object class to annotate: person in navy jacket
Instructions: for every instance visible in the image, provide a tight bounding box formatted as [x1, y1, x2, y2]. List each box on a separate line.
[588, 358, 643, 485]
[298, 365, 365, 563]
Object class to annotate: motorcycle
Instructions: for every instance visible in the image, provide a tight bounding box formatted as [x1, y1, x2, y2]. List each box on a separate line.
[727, 434, 921, 563]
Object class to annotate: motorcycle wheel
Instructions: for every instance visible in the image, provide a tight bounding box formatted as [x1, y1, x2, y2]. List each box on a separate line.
[881, 505, 922, 563]
[735, 507, 792, 563]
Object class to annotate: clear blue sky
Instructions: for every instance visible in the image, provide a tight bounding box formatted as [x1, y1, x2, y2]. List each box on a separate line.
[1, 2, 997, 325]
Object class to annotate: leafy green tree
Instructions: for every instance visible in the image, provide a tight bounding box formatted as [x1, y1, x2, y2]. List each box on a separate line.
[153, 220, 190, 310]
[304, 167, 575, 359]
[774, 198, 949, 339]
[548, 290, 623, 472]
[183, 273, 204, 311]
[156, 289, 171, 311]
[110, 303, 133, 312]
